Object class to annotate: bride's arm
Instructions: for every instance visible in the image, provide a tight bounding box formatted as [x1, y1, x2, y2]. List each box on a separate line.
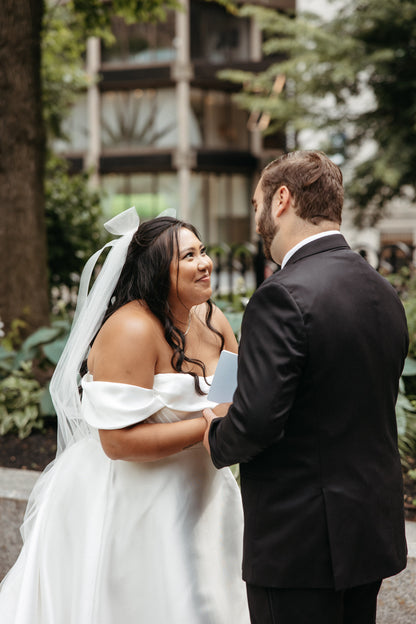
[88, 305, 206, 462]
[99, 418, 206, 462]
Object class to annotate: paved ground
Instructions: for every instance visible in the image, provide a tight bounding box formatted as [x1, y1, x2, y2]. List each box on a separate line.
[376, 521, 416, 623]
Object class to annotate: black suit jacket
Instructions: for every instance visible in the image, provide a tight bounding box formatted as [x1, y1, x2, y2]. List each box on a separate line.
[209, 234, 408, 590]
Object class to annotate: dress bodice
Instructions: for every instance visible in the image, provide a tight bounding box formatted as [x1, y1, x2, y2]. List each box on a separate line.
[81, 372, 217, 430]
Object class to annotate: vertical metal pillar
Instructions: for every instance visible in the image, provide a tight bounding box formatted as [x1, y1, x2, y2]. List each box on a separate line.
[249, 17, 262, 157]
[86, 37, 101, 187]
[174, 0, 193, 220]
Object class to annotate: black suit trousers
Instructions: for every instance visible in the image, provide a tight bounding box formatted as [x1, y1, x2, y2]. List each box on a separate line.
[246, 580, 382, 624]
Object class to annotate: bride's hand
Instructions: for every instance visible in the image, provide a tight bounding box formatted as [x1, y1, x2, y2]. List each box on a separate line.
[202, 403, 231, 454]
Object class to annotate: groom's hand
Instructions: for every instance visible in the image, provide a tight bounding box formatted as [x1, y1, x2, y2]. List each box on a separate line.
[203, 403, 231, 454]
[206, 402, 232, 420]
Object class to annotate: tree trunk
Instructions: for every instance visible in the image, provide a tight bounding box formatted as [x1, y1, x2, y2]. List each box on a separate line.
[0, 0, 49, 335]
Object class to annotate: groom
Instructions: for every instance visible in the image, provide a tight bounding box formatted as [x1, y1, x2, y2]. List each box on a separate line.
[203, 151, 408, 624]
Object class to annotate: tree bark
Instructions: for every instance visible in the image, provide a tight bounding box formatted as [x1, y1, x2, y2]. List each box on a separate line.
[0, 0, 49, 335]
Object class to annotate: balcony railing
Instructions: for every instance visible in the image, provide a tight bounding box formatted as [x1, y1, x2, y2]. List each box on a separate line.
[209, 241, 415, 301]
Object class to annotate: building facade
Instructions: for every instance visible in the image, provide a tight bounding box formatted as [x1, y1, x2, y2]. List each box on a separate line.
[55, 0, 295, 247]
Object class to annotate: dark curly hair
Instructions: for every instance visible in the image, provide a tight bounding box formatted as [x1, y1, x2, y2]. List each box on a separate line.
[100, 216, 224, 394]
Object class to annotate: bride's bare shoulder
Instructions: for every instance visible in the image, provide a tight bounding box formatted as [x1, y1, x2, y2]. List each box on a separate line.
[88, 301, 163, 385]
[101, 301, 159, 339]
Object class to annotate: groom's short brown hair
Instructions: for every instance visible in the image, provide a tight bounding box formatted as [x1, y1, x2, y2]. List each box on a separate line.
[261, 150, 344, 225]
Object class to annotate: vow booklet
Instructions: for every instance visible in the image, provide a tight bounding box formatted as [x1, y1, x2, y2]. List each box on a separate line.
[208, 350, 238, 403]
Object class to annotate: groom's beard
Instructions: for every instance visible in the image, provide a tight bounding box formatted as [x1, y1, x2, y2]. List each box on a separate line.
[258, 207, 278, 261]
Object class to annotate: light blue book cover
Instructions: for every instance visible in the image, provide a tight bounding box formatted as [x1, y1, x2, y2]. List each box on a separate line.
[208, 350, 238, 403]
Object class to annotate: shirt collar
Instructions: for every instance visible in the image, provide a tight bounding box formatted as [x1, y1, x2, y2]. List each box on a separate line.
[281, 231, 341, 269]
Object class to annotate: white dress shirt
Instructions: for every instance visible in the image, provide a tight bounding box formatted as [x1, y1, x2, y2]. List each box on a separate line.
[281, 231, 341, 269]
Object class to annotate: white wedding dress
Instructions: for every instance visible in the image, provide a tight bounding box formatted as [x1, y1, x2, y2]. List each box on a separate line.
[0, 373, 250, 623]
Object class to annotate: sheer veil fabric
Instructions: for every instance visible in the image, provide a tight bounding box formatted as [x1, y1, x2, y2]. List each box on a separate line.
[51, 206, 141, 455]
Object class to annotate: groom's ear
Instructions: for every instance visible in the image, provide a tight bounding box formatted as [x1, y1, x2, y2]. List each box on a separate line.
[271, 185, 291, 219]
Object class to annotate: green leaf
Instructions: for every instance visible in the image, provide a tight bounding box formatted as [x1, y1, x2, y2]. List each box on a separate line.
[39, 385, 56, 417]
[224, 312, 244, 336]
[408, 470, 416, 482]
[0, 347, 15, 374]
[21, 326, 62, 351]
[402, 357, 416, 377]
[227, 0, 416, 224]
[43, 337, 68, 364]
[13, 350, 36, 369]
[0, 345, 16, 359]
[52, 319, 72, 330]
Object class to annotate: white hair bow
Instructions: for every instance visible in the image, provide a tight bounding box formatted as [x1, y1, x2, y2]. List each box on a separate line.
[74, 206, 177, 322]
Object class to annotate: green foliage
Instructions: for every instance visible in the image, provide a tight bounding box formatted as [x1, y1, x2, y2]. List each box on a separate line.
[211, 243, 254, 340]
[45, 156, 103, 291]
[42, 0, 183, 295]
[73, 0, 178, 31]
[214, 292, 251, 340]
[396, 373, 416, 472]
[42, 2, 89, 140]
[16, 322, 71, 370]
[42, 0, 179, 140]
[388, 268, 416, 360]
[42, 3, 106, 298]
[0, 318, 28, 352]
[388, 269, 416, 472]
[0, 318, 71, 439]
[223, 0, 416, 225]
[0, 362, 44, 439]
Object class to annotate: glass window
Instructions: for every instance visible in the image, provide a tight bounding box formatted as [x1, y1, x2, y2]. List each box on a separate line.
[101, 89, 202, 149]
[100, 171, 251, 246]
[191, 1, 251, 64]
[189, 172, 251, 244]
[101, 173, 179, 222]
[100, 171, 254, 296]
[189, 172, 255, 295]
[102, 14, 176, 65]
[190, 89, 249, 149]
[53, 94, 88, 153]
[101, 90, 175, 149]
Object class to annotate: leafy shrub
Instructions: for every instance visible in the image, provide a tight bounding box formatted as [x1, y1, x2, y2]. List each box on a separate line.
[388, 268, 416, 359]
[45, 155, 103, 297]
[389, 270, 416, 478]
[213, 291, 251, 341]
[397, 374, 416, 469]
[0, 318, 71, 438]
[0, 362, 44, 438]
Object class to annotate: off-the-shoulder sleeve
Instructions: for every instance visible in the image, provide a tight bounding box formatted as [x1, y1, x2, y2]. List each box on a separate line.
[81, 378, 165, 430]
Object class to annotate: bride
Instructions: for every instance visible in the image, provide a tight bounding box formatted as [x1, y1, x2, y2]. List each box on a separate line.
[0, 208, 250, 623]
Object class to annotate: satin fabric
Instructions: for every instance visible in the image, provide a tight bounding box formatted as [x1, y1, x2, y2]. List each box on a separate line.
[0, 374, 250, 623]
